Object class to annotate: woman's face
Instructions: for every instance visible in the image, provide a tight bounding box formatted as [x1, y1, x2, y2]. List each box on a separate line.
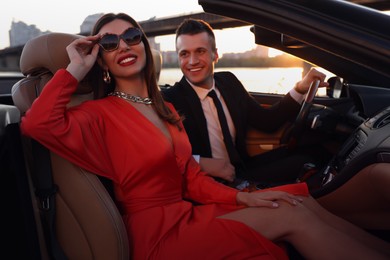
[98, 19, 146, 81]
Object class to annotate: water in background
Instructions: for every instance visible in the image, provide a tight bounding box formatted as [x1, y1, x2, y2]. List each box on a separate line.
[160, 67, 330, 95]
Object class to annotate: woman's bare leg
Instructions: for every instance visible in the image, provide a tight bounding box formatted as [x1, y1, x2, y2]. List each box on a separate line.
[318, 163, 390, 229]
[218, 199, 389, 260]
[303, 196, 390, 256]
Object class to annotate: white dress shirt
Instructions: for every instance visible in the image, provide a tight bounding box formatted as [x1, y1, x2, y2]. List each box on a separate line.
[189, 80, 235, 161]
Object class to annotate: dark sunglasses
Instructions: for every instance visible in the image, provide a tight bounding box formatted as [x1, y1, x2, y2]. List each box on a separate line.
[98, 27, 143, 52]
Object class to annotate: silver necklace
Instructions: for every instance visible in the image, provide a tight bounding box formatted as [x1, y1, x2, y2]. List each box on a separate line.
[108, 91, 153, 105]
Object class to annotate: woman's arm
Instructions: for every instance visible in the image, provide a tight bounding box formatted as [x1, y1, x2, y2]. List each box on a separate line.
[21, 69, 112, 177]
[182, 156, 240, 205]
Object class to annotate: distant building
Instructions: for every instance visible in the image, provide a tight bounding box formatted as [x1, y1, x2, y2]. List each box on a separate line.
[9, 20, 49, 47]
[80, 13, 104, 35]
[1, 21, 49, 71]
[162, 51, 178, 66]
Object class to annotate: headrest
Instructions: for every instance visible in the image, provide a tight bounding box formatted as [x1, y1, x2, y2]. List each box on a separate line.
[13, 33, 93, 114]
[151, 49, 162, 81]
[20, 33, 82, 76]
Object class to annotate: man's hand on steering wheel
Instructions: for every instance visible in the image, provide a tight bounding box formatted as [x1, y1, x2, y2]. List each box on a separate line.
[294, 67, 329, 95]
[282, 68, 329, 147]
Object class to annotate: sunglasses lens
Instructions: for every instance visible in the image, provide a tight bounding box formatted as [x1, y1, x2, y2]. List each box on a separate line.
[99, 34, 119, 51]
[123, 28, 142, 46]
[99, 28, 142, 52]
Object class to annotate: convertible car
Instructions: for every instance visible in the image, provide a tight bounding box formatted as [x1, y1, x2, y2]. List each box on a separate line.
[1, 0, 389, 259]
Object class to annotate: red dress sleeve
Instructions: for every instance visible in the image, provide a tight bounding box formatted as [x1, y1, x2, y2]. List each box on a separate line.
[21, 69, 114, 179]
[163, 103, 240, 205]
[182, 156, 240, 205]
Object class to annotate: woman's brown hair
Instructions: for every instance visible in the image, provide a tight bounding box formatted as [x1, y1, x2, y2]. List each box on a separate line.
[89, 13, 181, 127]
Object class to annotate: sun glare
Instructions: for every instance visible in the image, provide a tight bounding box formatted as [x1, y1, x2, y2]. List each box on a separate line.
[268, 49, 283, 58]
[213, 26, 256, 54]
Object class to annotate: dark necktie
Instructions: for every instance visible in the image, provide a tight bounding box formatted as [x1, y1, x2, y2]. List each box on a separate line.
[207, 90, 242, 166]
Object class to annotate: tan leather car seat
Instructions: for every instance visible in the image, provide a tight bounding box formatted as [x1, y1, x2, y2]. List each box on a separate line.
[12, 32, 162, 260]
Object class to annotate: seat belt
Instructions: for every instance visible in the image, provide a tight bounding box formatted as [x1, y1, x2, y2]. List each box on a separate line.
[31, 139, 68, 260]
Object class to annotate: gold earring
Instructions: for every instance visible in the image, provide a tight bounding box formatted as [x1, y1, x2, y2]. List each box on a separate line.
[103, 70, 111, 84]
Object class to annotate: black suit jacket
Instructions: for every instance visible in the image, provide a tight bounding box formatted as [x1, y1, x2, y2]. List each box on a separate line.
[162, 71, 301, 162]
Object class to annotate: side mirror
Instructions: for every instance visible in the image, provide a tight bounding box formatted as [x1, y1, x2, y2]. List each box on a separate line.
[326, 76, 343, 98]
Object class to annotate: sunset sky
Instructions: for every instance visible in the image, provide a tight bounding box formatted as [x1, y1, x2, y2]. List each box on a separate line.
[0, 0, 257, 54]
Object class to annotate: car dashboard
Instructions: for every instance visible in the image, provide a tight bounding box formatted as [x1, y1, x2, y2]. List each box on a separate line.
[313, 104, 390, 197]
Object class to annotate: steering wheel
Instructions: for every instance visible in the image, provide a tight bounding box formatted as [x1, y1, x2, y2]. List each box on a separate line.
[281, 79, 320, 147]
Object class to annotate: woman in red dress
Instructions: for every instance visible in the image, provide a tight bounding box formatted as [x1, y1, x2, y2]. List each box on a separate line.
[21, 13, 390, 259]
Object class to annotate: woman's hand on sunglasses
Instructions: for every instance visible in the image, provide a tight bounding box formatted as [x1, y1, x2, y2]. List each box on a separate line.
[66, 35, 101, 82]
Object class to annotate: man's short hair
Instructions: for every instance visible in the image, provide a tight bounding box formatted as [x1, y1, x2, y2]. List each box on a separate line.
[175, 18, 216, 51]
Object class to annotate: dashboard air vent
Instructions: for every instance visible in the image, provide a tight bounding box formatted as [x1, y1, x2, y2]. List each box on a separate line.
[373, 113, 390, 129]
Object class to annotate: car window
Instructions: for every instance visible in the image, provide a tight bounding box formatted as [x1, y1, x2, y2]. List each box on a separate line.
[215, 49, 335, 97]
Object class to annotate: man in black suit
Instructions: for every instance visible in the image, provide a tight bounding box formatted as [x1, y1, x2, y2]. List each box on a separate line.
[162, 18, 329, 188]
